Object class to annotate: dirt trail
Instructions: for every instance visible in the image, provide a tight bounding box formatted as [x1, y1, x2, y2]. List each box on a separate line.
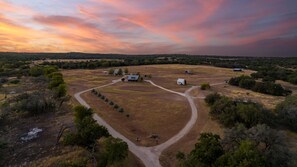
[74, 79, 199, 167]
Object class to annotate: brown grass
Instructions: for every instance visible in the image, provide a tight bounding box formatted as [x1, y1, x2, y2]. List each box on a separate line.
[83, 81, 191, 146]
[126, 64, 254, 93]
[160, 98, 224, 167]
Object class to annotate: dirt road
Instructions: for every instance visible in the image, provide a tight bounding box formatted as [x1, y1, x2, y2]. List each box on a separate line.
[74, 79, 199, 167]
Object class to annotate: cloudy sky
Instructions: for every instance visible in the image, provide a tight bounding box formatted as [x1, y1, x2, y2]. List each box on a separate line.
[1, 0, 297, 56]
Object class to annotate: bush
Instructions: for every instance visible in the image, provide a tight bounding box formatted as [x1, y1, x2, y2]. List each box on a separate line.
[205, 93, 222, 105]
[200, 83, 210, 90]
[62, 133, 80, 146]
[109, 101, 114, 106]
[239, 78, 256, 89]
[113, 104, 119, 110]
[118, 108, 124, 113]
[101, 95, 105, 100]
[9, 79, 20, 84]
[97, 93, 101, 97]
[275, 95, 297, 132]
[105, 98, 109, 103]
[15, 92, 56, 115]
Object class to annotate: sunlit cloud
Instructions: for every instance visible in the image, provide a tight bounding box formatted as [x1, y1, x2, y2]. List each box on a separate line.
[0, 0, 297, 56]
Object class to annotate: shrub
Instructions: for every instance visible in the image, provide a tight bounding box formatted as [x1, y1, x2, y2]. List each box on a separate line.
[62, 133, 80, 146]
[15, 92, 56, 115]
[118, 108, 124, 113]
[205, 93, 222, 106]
[97, 93, 101, 97]
[109, 101, 114, 106]
[101, 95, 105, 100]
[275, 95, 297, 132]
[105, 98, 109, 103]
[114, 104, 119, 110]
[200, 83, 210, 90]
[9, 79, 20, 84]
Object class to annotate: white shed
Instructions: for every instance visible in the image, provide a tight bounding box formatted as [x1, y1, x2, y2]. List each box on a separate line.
[177, 78, 186, 85]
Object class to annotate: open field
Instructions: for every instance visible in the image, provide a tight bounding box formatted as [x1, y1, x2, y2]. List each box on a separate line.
[82, 81, 190, 146]
[212, 84, 286, 109]
[126, 64, 254, 92]
[62, 69, 119, 96]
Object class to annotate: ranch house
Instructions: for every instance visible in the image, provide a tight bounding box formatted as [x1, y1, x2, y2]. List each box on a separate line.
[127, 75, 140, 81]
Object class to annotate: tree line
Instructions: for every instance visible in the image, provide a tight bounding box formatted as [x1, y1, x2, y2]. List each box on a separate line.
[228, 75, 292, 96]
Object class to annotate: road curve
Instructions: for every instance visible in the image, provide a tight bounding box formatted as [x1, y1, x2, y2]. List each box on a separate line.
[74, 79, 199, 167]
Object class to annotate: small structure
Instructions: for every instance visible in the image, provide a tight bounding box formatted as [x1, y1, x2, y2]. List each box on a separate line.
[185, 70, 192, 74]
[177, 78, 187, 85]
[127, 75, 140, 81]
[233, 68, 243, 72]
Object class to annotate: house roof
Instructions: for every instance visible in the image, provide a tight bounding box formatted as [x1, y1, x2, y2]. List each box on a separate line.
[177, 78, 186, 82]
[127, 75, 139, 81]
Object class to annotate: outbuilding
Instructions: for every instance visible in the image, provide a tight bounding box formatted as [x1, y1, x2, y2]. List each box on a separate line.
[233, 68, 243, 72]
[177, 78, 187, 85]
[127, 75, 140, 81]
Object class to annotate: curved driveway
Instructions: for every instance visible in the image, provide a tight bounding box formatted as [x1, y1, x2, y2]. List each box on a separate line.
[74, 79, 199, 167]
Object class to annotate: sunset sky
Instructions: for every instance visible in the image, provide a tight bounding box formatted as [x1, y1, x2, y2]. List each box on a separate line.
[1, 0, 297, 56]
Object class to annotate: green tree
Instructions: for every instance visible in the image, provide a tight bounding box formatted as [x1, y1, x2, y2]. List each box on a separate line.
[54, 83, 67, 98]
[217, 140, 267, 167]
[187, 133, 224, 166]
[102, 137, 128, 165]
[74, 106, 93, 124]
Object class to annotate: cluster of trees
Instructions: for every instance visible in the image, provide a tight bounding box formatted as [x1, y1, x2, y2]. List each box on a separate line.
[229, 75, 291, 96]
[177, 93, 297, 166]
[205, 93, 272, 128]
[29, 65, 68, 106]
[205, 93, 297, 131]
[251, 66, 297, 84]
[63, 106, 128, 166]
[0, 59, 30, 77]
[178, 124, 295, 167]
[3, 65, 69, 116]
[91, 90, 127, 116]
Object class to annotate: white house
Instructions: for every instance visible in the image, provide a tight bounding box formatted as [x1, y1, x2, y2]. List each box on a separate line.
[177, 78, 186, 85]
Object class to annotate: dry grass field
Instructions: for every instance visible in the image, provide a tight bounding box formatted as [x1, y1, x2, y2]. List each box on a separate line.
[62, 64, 297, 166]
[160, 98, 224, 167]
[62, 69, 119, 96]
[82, 81, 190, 146]
[126, 64, 254, 92]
